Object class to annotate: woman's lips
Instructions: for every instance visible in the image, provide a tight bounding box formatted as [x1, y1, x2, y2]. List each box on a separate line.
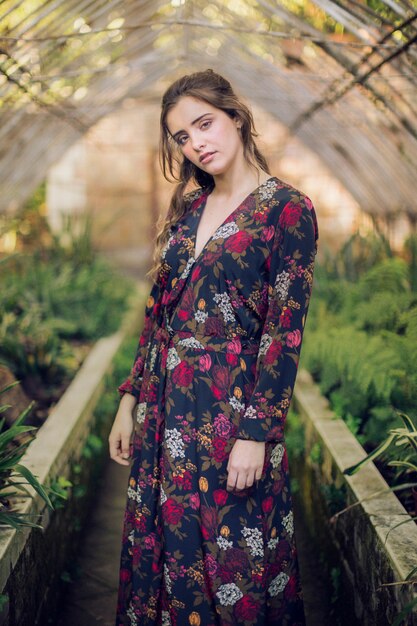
[200, 152, 216, 164]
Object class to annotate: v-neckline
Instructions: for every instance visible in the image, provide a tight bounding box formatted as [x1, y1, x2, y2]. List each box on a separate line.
[192, 176, 276, 264]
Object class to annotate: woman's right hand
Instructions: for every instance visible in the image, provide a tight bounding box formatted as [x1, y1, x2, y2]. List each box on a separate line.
[108, 393, 137, 465]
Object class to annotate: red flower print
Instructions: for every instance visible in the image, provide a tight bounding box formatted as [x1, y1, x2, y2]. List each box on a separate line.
[266, 425, 284, 441]
[177, 286, 195, 321]
[173, 470, 192, 490]
[143, 533, 156, 550]
[261, 225, 275, 242]
[163, 498, 184, 525]
[204, 554, 218, 577]
[279, 201, 303, 228]
[217, 565, 235, 583]
[212, 365, 231, 392]
[304, 195, 313, 211]
[279, 308, 293, 328]
[235, 595, 260, 621]
[225, 231, 253, 253]
[120, 568, 131, 583]
[276, 539, 291, 562]
[225, 548, 249, 571]
[172, 361, 194, 387]
[286, 329, 301, 348]
[132, 545, 142, 569]
[191, 265, 202, 281]
[211, 437, 228, 462]
[200, 505, 218, 540]
[261, 496, 274, 514]
[284, 574, 299, 600]
[213, 489, 228, 506]
[205, 317, 225, 336]
[204, 248, 224, 264]
[226, 353, 239, 366]
[265, 339, 282, 365]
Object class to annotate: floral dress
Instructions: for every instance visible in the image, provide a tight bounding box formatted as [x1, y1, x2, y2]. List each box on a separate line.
[115, 176, 319, 626]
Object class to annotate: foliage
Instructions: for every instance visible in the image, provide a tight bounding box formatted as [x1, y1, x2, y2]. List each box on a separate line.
[301, 231, 417, 457]
[0, 202, 133, 401]
[0, 382, 54, 530]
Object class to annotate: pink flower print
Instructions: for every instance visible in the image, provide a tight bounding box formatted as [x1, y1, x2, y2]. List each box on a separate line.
[213, 413, 233, 439]
[199, 353, 212, 372]
[189, 492, 200, 510]
[286, 329, 302, 348]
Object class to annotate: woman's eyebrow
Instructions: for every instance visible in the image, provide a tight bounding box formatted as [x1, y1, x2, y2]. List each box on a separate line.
[172, 113, 212, 141]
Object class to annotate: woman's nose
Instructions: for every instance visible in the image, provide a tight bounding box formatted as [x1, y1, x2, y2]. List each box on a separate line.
[191, 133, 205, 152]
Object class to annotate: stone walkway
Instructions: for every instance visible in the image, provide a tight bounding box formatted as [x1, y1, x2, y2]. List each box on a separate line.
[56, 457, 333, 626]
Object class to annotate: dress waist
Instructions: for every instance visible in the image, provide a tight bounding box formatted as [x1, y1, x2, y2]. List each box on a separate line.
[153, 321, 260, 355]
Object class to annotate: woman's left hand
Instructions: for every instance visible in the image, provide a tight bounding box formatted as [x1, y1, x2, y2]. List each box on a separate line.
[226, 439, 266, 492]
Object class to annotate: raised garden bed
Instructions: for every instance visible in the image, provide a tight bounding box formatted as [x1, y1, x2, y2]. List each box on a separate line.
[290, 369, 417, 626]
[0, 286, 144, 626]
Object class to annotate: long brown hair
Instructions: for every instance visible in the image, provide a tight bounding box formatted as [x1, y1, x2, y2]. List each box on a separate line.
[148, 68, 270, 282]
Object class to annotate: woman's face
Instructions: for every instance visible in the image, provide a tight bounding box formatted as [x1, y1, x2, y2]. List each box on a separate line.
[166, 96, 243, 176]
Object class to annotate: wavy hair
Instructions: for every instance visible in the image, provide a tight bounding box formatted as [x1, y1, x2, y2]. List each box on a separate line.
[148, 68, 270, 282]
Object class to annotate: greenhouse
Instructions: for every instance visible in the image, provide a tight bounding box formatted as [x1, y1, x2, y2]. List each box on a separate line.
[0, 1, 416, 625]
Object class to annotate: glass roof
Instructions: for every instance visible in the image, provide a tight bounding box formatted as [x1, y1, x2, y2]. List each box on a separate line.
[0, 0, 416, 216]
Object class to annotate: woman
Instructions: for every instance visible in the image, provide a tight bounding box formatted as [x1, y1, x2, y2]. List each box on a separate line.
[109, 68, 318, 626]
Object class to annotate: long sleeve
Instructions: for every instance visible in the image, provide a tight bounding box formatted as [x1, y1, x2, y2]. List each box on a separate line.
[236, 193, 319, 442]
[117, 279, 161, 400]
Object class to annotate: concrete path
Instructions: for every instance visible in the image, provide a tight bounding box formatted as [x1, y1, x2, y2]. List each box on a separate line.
[56, 458, 333, 626]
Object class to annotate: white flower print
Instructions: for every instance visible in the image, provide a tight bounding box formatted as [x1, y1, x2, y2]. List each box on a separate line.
[213, 222, 240, 240]
[163, 563, 173, 596]
[217, 535, 233, 550]
[136, 402, 147, 424]
[164, 428, 185, 460]
[229, 395, 245, 412]
[267, 537, 279, 550]
[213, 292, 236, 323]
[270, 443, 285, 468]
[178, 336, 205, 350]
[128, 529, 135, 545]
[282, 511, 294, 537]
[127, 603, 138, 625]
[159, 484, 167, 505]
[161, 610, 172, 626]
[275, 270, 291, 301]
[258, 179, 276, 202]
[216, 582, 243, 606]
[242, 404, 257, 419]
[127, 484, 142, 504]
[268, 571, 290, 596]
[166, 347, 181, 370]
[259, 333, 273, 356]
[149, 343, 158, 371]
[194, 309, 209, 323]
[181, 256, 195, 279]
[161, 234, 175, 260]
[241, 526, 264, 557]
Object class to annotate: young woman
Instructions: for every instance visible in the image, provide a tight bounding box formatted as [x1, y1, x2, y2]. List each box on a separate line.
[109, 68, 318, 626]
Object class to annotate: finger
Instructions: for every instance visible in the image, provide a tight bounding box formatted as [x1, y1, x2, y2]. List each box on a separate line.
[245, 470, 257, 488]
[109, 437, 130, 466]
[235, 474, 248, 491]
[226, 469, 237, 492]
[121, 434, 131, 460]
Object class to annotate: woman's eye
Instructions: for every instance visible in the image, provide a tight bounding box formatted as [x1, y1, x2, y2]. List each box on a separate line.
[177, 136, 187, 145]
[201, 120, 211, 129]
